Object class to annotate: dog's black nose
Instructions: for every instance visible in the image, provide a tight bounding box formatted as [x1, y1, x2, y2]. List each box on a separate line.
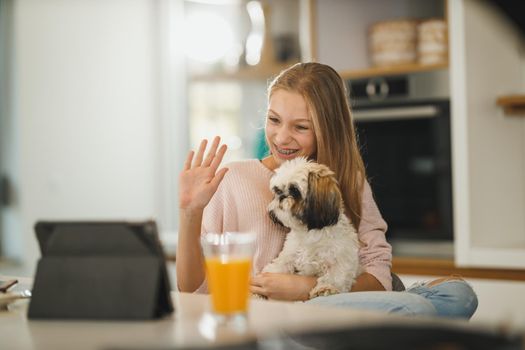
[279, 194, 286, 202]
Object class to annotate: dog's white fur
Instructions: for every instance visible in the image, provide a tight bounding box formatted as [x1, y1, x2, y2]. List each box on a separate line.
[263, 157, 361, 299]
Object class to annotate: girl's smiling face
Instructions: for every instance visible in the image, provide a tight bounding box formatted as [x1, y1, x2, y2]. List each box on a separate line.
[265, 89, 317, 168]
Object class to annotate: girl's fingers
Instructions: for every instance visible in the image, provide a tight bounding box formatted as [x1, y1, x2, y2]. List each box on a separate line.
[250, 286, 266, 296]
[210, 144, 228, 170]
[251, 274, 263, 287]
[192, 139, 208, 168]
[210, 167, 229, 188]
[183, 151, 194, 171]
[202, 136, 221, 167]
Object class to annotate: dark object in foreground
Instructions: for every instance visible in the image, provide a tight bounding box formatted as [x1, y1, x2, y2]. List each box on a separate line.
[275, 324, 522, 350]
[157, 323, 522, 350]
[28, 221, 173, 320]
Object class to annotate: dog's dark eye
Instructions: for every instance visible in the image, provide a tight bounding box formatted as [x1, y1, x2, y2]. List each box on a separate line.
[273, 186, 283, 196]
[288, 184, 302, 200]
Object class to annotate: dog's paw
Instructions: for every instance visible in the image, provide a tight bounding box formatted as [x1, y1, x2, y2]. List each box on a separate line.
[251, 293, 268, 300]
[309, 285, 340, 299]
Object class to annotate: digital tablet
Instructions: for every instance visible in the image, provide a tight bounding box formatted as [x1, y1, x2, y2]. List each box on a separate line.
[30, 220, 174, 319]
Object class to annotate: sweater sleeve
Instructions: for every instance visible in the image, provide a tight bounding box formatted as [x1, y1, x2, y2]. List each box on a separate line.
[358, 181, 393, 291]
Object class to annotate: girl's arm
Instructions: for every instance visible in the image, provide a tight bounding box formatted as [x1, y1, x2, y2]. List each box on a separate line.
[176, 137, 228, 292]
[176, 208, 206, 292]
[251, 273, 317, 301]
[350, 272, 385, 291]
[250, 271, 384, 302]
[357, 181, 393, 291]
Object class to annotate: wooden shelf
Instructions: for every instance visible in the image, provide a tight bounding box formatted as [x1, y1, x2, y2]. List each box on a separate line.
[339, 61, 448, 80]
[191, 61, 448, 82]
[392, 257, 525, 281]
[496, 95, 525, 116]
[190, 61, 298, 82]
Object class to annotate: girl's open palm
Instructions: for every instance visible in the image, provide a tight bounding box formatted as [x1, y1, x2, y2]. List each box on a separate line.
[179, 136, 228, 211]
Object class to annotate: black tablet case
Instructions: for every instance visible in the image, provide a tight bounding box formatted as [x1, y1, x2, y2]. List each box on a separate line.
[27, 221, 174, 320]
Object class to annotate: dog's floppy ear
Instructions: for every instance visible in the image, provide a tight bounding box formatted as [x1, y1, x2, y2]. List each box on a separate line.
[302, 171, 342, 230]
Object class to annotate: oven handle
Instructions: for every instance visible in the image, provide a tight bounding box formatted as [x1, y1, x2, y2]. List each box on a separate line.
[353, 105, 440, 121]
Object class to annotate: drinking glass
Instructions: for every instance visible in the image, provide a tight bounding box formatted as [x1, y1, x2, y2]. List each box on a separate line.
[201, 232, 255, 323]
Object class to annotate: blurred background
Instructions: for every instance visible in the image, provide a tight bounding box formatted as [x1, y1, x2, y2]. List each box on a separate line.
[0, 0, 303, 275]
[1, 0, 525, 326]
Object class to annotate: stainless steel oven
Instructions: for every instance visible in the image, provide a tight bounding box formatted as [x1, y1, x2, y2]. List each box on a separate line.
[349, 73, 453, 257]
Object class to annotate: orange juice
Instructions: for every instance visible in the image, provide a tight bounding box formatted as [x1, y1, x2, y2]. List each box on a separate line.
[205, 257, 251, 314]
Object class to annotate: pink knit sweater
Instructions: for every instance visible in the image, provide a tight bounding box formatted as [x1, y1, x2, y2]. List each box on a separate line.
[198, 159, 393, 292]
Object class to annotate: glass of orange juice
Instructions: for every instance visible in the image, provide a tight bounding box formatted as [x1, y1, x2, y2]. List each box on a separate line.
[201, 232, 255, 322]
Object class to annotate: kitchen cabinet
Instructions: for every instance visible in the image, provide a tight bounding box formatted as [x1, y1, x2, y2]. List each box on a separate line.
[448, 0, 525, 269]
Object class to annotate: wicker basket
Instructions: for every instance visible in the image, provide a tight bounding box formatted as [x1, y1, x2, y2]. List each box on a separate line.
[417, 19, 448, 65]
[369, 19, 418, 67]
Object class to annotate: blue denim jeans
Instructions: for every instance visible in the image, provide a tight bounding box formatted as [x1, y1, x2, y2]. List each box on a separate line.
[306, 279, 478, 319]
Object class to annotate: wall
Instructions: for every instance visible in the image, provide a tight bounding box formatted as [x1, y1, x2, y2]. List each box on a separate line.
[463, 0, 525, 249]
[449, 0, 525, 269]
[0, 0, 15, 258]
[1, 0, 163, 275]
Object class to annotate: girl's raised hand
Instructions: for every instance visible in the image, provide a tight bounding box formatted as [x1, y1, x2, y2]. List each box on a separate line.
[179, 136, 228, 211]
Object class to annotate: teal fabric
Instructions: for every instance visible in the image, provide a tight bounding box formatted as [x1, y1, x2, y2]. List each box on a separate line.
[255, 129, 269, 159]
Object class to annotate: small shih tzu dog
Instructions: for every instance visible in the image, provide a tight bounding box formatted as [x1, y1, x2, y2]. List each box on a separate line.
[263, 157, 361, 299]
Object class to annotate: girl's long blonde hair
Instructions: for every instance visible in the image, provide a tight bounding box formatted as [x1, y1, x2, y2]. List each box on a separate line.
[268, 62, 366, 228]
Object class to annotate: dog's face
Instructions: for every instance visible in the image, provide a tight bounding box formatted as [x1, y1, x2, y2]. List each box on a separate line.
[268, 157, 343, 231]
